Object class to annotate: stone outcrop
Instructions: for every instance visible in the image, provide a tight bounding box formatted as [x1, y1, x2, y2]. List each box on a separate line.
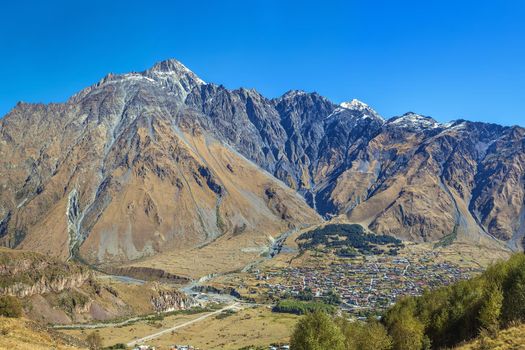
[150, 285, 196, 312]
[1, 272, 91, 298]
[0, 248, 91, 298]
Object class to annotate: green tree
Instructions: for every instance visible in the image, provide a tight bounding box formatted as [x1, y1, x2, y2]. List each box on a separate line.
[0, 295, 22, 318]
[387, 309, 424, 350]
[336, 317, 392, 350]
[502, 266, 525, 324]
[324, 289, 341, 305]
[478, 283, 503, 336]
[366, 320, 393, 350]
[290, 311, 345, 350]
[298, 288, 314, 301]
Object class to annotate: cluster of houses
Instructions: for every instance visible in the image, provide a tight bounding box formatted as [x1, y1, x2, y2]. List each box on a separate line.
[255, 251, 481, 314]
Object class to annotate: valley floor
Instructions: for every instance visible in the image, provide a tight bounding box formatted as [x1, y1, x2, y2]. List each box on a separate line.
[60, 306, 297, 350]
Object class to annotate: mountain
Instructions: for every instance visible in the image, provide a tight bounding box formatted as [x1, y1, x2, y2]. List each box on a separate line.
[183, 76, 524, 248]
[0, 58, 523, 266]
[0, 59, 320, 265]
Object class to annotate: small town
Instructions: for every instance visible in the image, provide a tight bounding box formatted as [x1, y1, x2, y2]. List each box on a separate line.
[253, 250, 482, 315]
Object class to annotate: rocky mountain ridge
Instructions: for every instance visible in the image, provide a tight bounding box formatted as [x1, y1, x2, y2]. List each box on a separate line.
[0, 58, 523, 265]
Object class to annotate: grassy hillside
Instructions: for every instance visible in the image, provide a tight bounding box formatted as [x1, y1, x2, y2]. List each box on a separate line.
[456, 323, 525, 349]
[0, 316, 85, 350]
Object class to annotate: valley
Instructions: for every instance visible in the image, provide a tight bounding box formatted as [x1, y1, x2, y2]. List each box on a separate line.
[191, 224, 509, 316]
[0, 58, 523, 350]
[27, 223, 507, 349]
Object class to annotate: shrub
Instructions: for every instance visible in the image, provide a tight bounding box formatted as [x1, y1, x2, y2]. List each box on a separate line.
[104, 343, 127, 349]
[290, 311, 345, 350]
[0, 295, 22, 318]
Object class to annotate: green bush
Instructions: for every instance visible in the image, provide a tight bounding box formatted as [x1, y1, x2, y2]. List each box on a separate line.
[0, 295, 22, 318]
[336, 317, 392, 350]
[104, 344, 127, 350]
[215, 309, 236, 320]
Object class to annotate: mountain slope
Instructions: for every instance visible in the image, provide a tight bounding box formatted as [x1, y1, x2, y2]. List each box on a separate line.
[0, 317, 85, 350]
[0, 60, 320, 265]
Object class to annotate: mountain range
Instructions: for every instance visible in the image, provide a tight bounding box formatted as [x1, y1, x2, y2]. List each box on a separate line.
[0, 58, 523, 265]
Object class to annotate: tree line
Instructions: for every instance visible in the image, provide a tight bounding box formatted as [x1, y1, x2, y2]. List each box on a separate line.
[297, 224, 403, 256]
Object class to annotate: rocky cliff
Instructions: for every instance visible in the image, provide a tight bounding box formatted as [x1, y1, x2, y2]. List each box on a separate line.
[0, 247, 196, 323]
[0, 247, 91, 298]
[150, 283, 196, 312]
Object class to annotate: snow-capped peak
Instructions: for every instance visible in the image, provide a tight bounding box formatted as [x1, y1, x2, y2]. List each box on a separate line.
[149, 58, 191, 73]
[145, 58, 205, 85]
[389, 112, 441, 130]
[331, 99, 384, 122]
[340, 99, 369, 111]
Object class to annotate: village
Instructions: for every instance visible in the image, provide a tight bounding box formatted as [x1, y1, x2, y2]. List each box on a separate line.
[251, 250, 482, 316]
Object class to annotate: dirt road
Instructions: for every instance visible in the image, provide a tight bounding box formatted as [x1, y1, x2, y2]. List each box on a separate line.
[126, 302, 240, 347]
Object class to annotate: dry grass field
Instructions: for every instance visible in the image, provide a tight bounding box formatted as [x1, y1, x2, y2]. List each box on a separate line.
[0, 317, 84, 350]
[60, 306, 298, 349]
[60, 312, 204, 347]
[135, 306, 298, 350]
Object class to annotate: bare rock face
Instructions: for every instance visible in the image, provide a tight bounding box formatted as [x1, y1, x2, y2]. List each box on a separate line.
[150, 284, 196, 312]
[0, 58, 524, 261]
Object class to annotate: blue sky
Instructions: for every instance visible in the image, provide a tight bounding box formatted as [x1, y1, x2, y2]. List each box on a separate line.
[1, 0, 524, 125]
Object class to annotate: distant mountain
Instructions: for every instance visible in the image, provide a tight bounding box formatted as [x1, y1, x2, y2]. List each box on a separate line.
[0, 59, 523, 264]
